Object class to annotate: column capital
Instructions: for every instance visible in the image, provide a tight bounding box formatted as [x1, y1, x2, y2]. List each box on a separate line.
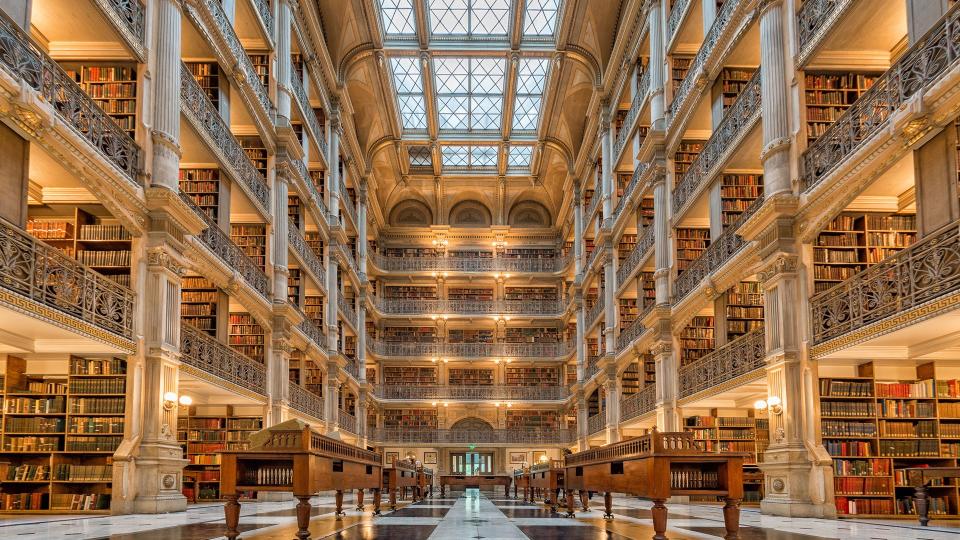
[758, 254, 800, 284]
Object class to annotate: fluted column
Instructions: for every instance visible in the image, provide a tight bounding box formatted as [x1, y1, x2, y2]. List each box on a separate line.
[275, 0, 292, 123]
[573, 183, 584, 275]
[575, 293, 586, 381]
[759, 0, 791, 196]
[652, 174, 670, 304]
[326, 364, 341, 433]
[603, 250, 616, 354]
[357, 180, 368, 272]
[648, 0, 666, 129]
[604, 377, 621, 444]
[600, 109, 614, 221]
[267, 326, 290, 424]
[326, 256, 339, 353]
[328, 111, 342, 222]
[576, 393, 589, 451]
[653, 341, 680, 431]
[272, 170, 289, 302]
[151, 0, 182, 189]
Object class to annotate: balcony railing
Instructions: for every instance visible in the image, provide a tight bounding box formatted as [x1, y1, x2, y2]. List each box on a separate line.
[370, 252, 570, 273]
[202, 0, 272, 116]
[801, 4, 960, 192]
[340, 179, 357, 225]
[666, 0, 691, 45]
[368, 340, 573, 358]
[373, 385, 570, 401]
[338, 295, 357, 326]
[338, 409, 357, 434]
[290, 158, 327, 216]
[673, 69, 761, 214]
[250, 0, 275, 36]
[0, 10, 141, 184]
[180, 322, 266, 396]
[613, 164, 649, 220]
[669, 0, 738, 123]
[583, 355, 600, 381]
[374, 298, 564, 317]
[678, 328, 766, 399]
[288, 222, 326, 286]
[583, 191, 601, 223]
[673, 196, 762, 303]
[339, 244, 358, 275]
[0, 218, 135, 341]
[370, 428, 575, 445]
[621, 384, 656, 421]
[181, 193, 270, 299]
[100, 0, 146, 48]
[297, 310, 325, 349]
[288, 382, 324, 420]
[342, 357, 359, 380]
[811, 219, 960, 345]
[617, 225, 655, 287]
[616, 312, 649, 351]
[614, 69, 651, 160]
[587, 413, 605, 435]
[290, 72, 324, 149]
[797, 0, 852, 65]
[586, 298, 604, 327]
[180, 63, 270, 211]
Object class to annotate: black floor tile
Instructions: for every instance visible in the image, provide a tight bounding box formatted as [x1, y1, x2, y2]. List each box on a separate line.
[498, 508, 565, 518]
[518, 525, 634, 540]
[256, 505, 340, 517]
[387, 507, 451, 518]
[685, 526, 831, 540]
[91, 522, 265, 540]
[325, 523, 437, 540]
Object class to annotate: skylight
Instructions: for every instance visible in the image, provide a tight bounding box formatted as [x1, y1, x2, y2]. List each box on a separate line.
[508, 145, 533, 168]
[523, 0, 560, 37]
[442, 145, 499, 169]
[512, 57, 549, 131]
[409, 145, 433, 168]
[429, 0, 511, 36]
[434, 57, 505, 131]
[379, 0, 417, 36]
[390, 57, 428, 130]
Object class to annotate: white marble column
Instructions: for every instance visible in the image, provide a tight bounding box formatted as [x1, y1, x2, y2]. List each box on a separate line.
[325, 364, 341, 433]
[652, 174, 670, 304]
[573, 183, 584, 275]
[600, 109, 614, 221]
[327, 112, 342, 223]
[602, 250, 616, 354]
[604, 377, 621, 444]
[759, 0, 791, 197]
[648, 0, 666, 129]
[357, 182, 368, 384]
[274, 0, 292, 123]
[575, 292, 586, 381]
[653, 341, 680, 431]
[150, 0, 181, 190]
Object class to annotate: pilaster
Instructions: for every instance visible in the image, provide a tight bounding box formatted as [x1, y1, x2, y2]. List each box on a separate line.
[652, 339, 680, 431]
[604, 376, 621, 444]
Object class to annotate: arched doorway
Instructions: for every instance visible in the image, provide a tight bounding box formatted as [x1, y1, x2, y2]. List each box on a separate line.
[449, 417, 494, 474]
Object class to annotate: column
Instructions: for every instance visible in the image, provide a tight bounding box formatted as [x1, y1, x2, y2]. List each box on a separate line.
[326, 256, 339, 353]
[602, 249, 616, 355]
[267, 325, 289, 424]
[652, 174, 670, 305]
[575, 292, 586, 381]
[604, 377, 621, 444]
[701, 0, 718, 30]
[573, 182, 584, 275]
[357, 389, 369, 445]
[653, 341, 680, 431]
[600, 107, 614, 221]
[357, 180, 368, 272]
[759, 0, 791, 197]
[274, 0, 292, 124]
[497, 175, 506, 224]
[326, 364, 341, 433]
[648, 0, 666, 129]
[576, 392, 589, 451]
[357, 182, 368, 383]
[327, 110, 341, 223]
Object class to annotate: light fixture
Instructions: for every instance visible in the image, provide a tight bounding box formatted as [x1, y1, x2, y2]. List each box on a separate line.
[432, 401, 438, 407]
[539, 455, 549, 463]
[443, 402, 449, 407]
[430, 314, 438, 321]
[495, 402, 501, 407]
[506, 402, 513, 408]
[442, 358, 449, 363]
[431, 357, 438, 363]
[432, 237, 449, 248]
[505, 358, 513, 364]
[163, 391, 191, 411]
[494, 359, 501, 364]
[755, 396, 783, 415]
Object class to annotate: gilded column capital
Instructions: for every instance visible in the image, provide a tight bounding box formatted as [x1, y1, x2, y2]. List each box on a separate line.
[758, 254, 799, 283]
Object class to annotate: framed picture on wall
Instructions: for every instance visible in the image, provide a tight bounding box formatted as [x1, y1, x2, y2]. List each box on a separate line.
[424, 451, 437, 464]
[509, 452, 527, 463]
[532, 450, 547, 464]
[385, 452, 399, 465]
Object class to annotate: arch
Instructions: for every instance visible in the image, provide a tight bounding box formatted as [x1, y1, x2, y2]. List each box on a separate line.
[389, 199, 432, 226]
[451, 417, 494, 430]
[336, 43, 376, 87]
[448, 200, 492, 228]
[508, 200, 552, 227]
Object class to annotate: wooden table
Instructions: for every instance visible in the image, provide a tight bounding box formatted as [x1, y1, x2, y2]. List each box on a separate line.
[529, 459, 565, 511]
[383, 459, 419, 510]
[418, 466, 434, 499]
[512, 467, 530, 500]
[219, 420, 382, 540]
[906, 467, 960, 526]
[563, 430, 745, 540]
[439, 474, 512, 497]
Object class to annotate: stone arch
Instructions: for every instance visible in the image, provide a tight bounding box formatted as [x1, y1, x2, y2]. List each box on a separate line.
[448, 200, 492, 228]
[388, 199, 433, 226]
[450, 417, 494, 430]
[508, 200, 552, 227]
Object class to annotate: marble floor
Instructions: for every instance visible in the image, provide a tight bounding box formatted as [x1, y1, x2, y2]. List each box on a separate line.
[2, 490, 960, 539]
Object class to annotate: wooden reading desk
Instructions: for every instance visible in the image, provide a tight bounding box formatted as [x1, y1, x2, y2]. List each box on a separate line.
[219, 420, 382, 540]
[383, 459, 420, 509]
[439, 474, 512, 497]
[563, 430, 744, 540]
[418, 465, 434, 499]
[513, 467, 530, 500]
[906, 467, 960, 526]
[529, 459, 565, 511]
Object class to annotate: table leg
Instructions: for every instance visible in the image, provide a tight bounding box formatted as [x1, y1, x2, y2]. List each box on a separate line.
[651, 499, 667, 540]
[514, 482, 518, 499]
[223, 493, 241, 540]
[505, 482, 510, 498]
[440, 483, 445, 497]
[722, 497, 741, 540]
[335, 490, 345, 518]
[390, 487, 397, 510]
[579, 490, 589, 512]
[356, 488, 365, 511]
[915, 485, 930, 527]
[373, 488, 382, 516]
[603, 492, 614, 520]
[295, 495, 312, 540]
[565, 489, 576, 517]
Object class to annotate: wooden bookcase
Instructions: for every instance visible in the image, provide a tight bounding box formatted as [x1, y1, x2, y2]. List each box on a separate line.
[179, 168, 221, 223]
[0, 356, 126, 512]
[719, 67, 756, 111]
[383, 247, 442, 257]
[382, 326, 437, 343]
[505, 410, 559, 429]
[448, 369, 494, 386]
[383, 409, 437, 429]
[679, 316, 714, 367]
[618, 298, 639, 329]
[177, 408, 262, 501]
[304, 231, 324, 259]
[384, 286, 438, 299]
[725, 281, 764, 342]
[288, 194, 303, 229]
[61, 62, 137, 138]
[684, 413, 769, 504]
[503, 327, 560, 343]
[238, 136, 268, 180]
[448, 288, 494, 301]
[641, 271, 656, 308]
[674, 140, 706, 183]
[246, 51, 270, 88]
[303, 295, 324, 330]
[448, 329, 494, 344]
[287, 268, 302, 307]
[618, 234, 638, 260]
[228, 313, 265, 363]
[506, 366, 560, 387]
[504, 287, 557, 300]
[622, 361, 641, 396]
[675, 227, 710, 274]
[185, 61, 220, 109]
[382, 366, 437, 385]
[449, 249, 493, 259]
[638, 197, 655, 227]
[805, 71, 880, 144]
[181, 276, 219, 336]
[671, 55, 693, 96]
[720, 174, 763, 228]
[230, 223, 267, 271]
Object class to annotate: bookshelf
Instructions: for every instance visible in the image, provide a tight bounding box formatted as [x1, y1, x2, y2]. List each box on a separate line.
[448, 329, 494, 344]
[62, 63, 137, 138]
[383, 247, 442, 257]
[448, 368, 494, 386]
[179, 168, 221, 223]
[505, 410, 559, 429]
[383, 409, 437, 429]
[813, 212, 917, 295]
[719, 68, 756, 111]
[725, 281, 763, 342]
[449, 249, 493, 259]
[228, 313, 265, 363]
[506, 366, 560, 387]
[566, 363, 577, 385]
[504, 287, 557, 301]
[343, 335, 357, 359]
[618, 234, 638, 261]
[676, 228, 710, 274]
[448, 288, 494, 301]
[622, 361, 641, 396]
[503, 327, 560, 344]
[238, 136, 268, 180]
[186, 61, 220, 109]
[0, 356, 126, 513]
[720, 174, 763, 228]
[674, 140, 705, 182]
[638, 197, 655, 227]
[288, 194, 302, 229]
[641, 271, 656, 308]
[303, 295, 324, 330]
[382, 366, 437, 385]
[679, 316, 714, 367]
[177, 408, 263, 501]
[181, 276, 219, 336]
[683, 413, 769, 504]
[618, 298, 639, 329]
[384, 285, 438, 299]
[503, 248, 557, 259]
[671, 55, 693, 97]
[287, 268, 302, 307]
[304, 231, 324, 259]
[805, 72, 880, 144]
[230, 223, 267, 271]
[382, 326, 437, 343]
[246, 51, 270, 88]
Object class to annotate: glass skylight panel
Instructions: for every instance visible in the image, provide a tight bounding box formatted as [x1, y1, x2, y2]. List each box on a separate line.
[409, 145, 433, 168]
[523, 0, 560, 36]
[512, 57, 549, 131]
[429, 0, 510, 36]
[471, 146, 498, 167]
[442, 145, 470, 167]
[442, 145, 498, 169]
[390, 57, 428, 130]
[379, 0, 418, 36]
[508, 145, 533, 168]
[434, 57, 505, 132]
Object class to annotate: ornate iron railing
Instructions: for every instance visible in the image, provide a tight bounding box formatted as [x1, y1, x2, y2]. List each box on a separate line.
[338, 295, 357, 326]
[338, 244, 358, 275]
[0, 10, 141, 184]
[583, 355, 600, 381]
[670, 0, 738, 121]
[666, 0, 691, 44]
[621, 384, 656, 421]
[797, 0, 852, 65]
[374, 298, 564, 316]
[587, 413, 605, 435]
[288, 221, 326, 286]
[370, 252, 570, 273]
[180, 322, 266, 395]
[288, 382, 324, 420]
[290, 72, 325, 148]
[250, 0, 275, 36]
[801, 4, 960, 192]
[584, 189, 601, 223]
[297, 309, 325, 348]
[586, 298, 604, 327]
[342, 357, 359, 381]
[370, 428, 575, 445]
[290, 158, 327, 216]
[338, 409, 357, 434]
[368, 340, 573, 358]
[614, 69, 651, 160]
[339, 179, 357, 224]
[672, 69, 761, 214]
[811, 220, 960, 344]
[373, 385, 570, 401]
[202, 0, 272, 116]
[101, 0, 146, 47]
[0, 218, 135, 340]
[613, 164, 649, 220]
[617, 226, 655, 287]
[679, 327, 765, 399]
[616, 314, 648, 351]
[180, 192, 270, 298]
[673, 195, 762, 302]
[180, 63, 270, 210]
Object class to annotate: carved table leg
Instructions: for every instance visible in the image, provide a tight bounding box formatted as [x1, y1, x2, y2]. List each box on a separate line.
[505, 482, 510, 498]
[390, 487, 397, 510]
[603, 492, 614, 519]
[356, 488, 365, 511]
[373, 488, 382, 516]
[565, 489, 576, 517]
[335, 490, 345, 518]
[579, 490, 589, 512]
[295, 495, 312, 540]
[223, 493, 241, 540]
[915, 485, 930, 526]
[651, 499, 668, 540]
[722, 497, 741, 540]
[514, 483, 518, 499]
[440, 483, 445, 497]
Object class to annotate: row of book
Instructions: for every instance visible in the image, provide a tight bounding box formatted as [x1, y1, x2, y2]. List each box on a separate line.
[71, 398, 125, 414]
[940, 402, 960, 417]
[69, 416, 124, 434]
[832, 458, 890, 477]
[805, 73, 876, 90]
[69, 379, 125, 394]
[835, 497, 893, 515]
[76, 250, 131, 267]
[26, 220, 74, 239]
[4, 417, 64, 433]
[726, 306, 763, 319]
[834, 476, 892, 496]
[3, 436, 60, 452]
[182, 303, 216, 316]
[5, 397, 66, 413]
[24, 380, 68, 394]
[878, 439, 939, 457]
[876, 380, 935, 398]
[878, 400, 936, 418]
[878, 420, 938, 438]
[821, 401, 874, 417]
[66, 435, 122, 452]
[815, 232, 861, 247]
[54, 464, 113, 482]
[822, 420, 875, 437]
[70, 358, 125, 376]
[77, 224, 131, 241]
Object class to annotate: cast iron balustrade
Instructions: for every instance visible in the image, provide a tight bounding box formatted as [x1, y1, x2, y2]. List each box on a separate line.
[180, 193, 270, 299]
[616, 313, 648, 351]
[678, 327, 765, 399]
[201, 0, 272, 116]
[288, 221, 326, 287]
[101, 0, 146, 48]
[617, 225, 655, 286]
[369, 428, 575, 445]
[288, 382, 324, 420]
[250, 0, 275, 36]
[666, 0, 691, 44]
[586, 297, 605, 327]
[673, 195, 763, 303]
[801, 4, 960, 192]
[673, 69, 761, 214]
[0, 217, 135, 341]
[342, 357, 360, 380]
[0, 10, 141, 184]
[339, 179, 357, 225]
[669, 0, 738, 123]
[338, 409, 357, 434]
[296, 307, 325, 348]
[621, 384, 656, 421]
[796, 0, 851, 65]
[180, 322, 266, 395]
[180, 63, 270, 211]
[338, 244, 358, 275]
[367, 340, 573, 358]
[584, 188, 601, 223]
[290, 72, 324, 150]
[811, 219, 960, 344]
[614, 69, 652, 160]
[290, 158, 327, 216]
[587, 413, 605, 435]
[338, 295, 357, 326]
[583, 355, 600, 381]
[373, 385, 570, 401]
[374, 298, 564, 316]
[613, 164, 649, 220]
[369, 252, 570, 273]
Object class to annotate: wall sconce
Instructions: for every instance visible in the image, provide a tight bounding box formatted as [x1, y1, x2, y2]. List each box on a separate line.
[539, 454, 549, 463]
[494, 358, 501, 364]
[432, 238, 449, 248]
[442, 358, 449, 364]
[163, 392, 192, 411]
[493, 239, 507, 250]
[432, 401, 438, 407]
[443, 402, 449, 407]
[431, 357, 438, 363]
[754, 396, 782, 416]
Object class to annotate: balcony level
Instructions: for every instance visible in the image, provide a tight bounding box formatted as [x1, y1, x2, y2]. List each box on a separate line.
[369, 427, 575, 447]
[373, 384, 570, 402]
